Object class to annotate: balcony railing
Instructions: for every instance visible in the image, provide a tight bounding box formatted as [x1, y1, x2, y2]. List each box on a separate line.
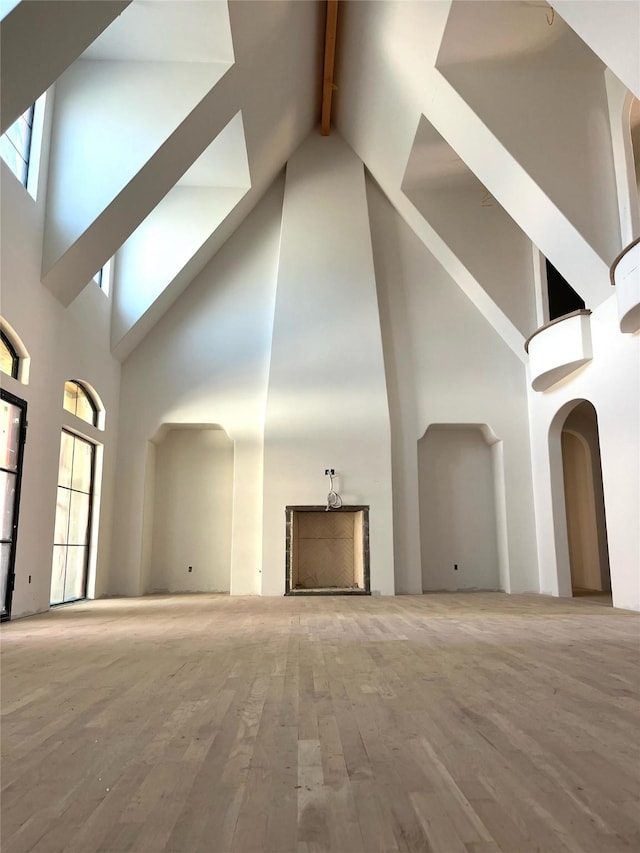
[610, 237, 640, 333]
[525, 309, 593, 392]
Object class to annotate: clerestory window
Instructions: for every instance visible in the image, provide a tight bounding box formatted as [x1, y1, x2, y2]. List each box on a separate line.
[0, 104, 35, 187]
[63, 381, 98, 428]
[0, 332, 19, 380]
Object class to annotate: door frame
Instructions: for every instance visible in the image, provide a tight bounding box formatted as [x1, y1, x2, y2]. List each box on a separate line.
[1, 388, 27, 622]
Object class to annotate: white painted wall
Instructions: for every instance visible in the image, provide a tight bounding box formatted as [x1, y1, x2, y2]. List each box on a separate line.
[529, 296, 640, 611]
[367, 175, 539, 596]
[403, 116, 537, 338]
[43, 58, 226, 278]
[111, 109, 251, 350]
[418, 427, 500, 592]
[439, 1, 621, 269]
[110, 175, 284, 597]
[0, 0, 130, 132]
[262, 132, 394, 596]
[336, 0, 611, 337]
[112, 185, 247, 348]
[149, 427, 233, 593]
[550, 1, 640, 98]
[0, 93, 121, 618]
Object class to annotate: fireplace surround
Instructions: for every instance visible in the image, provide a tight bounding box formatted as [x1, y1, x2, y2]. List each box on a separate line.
[285, 505, 370, 595]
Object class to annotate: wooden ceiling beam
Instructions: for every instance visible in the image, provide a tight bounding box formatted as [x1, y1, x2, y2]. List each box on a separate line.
[321, 0, 338, 135]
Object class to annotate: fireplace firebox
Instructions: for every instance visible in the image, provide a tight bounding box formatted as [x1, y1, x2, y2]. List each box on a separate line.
[285, 505, 370, 595]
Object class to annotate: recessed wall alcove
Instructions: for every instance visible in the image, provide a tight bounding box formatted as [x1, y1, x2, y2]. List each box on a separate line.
[284, 506, 370, 595]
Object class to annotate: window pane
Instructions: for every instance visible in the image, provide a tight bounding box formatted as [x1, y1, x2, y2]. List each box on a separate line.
[58, 432, 74, 489]
[67, 491, 90, 546]
[0, 400, 21, 471]
[1, 543, 10, 615]
[0, 135, 25, 184]
[1, 470, 16, 540]
[54, 487, 71, 545]
[75, 391, 96, 426]
[71, 438, 93, 493]
[63, 547, 86, 602]
[63, 381, 79, 416]
[0, 337, 16, 377]
[50, 545, 67, 605]
[5, 115, 31, 159]
[63, 381, 96, 426]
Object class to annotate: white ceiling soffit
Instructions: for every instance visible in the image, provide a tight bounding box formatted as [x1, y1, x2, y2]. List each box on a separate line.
[436, 0, 569, 67]
[179, 111, 250, 188]
[401, 115, 537, 338]
[402, 128, 475, 193]
[81, 0, 234, 64]
[112, 110, 251, 352]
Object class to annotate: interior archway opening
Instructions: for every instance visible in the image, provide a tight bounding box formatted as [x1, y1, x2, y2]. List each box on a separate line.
[560, 401, 611, 604]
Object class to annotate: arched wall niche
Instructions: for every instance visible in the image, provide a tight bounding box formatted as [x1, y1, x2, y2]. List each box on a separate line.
[548, 398, 611, 600]
[141, 423, 234, 595]
[417, 422, 509, 593]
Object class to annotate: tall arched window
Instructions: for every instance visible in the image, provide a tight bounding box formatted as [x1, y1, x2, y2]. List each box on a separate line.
[63, 381, 98, 427]
[51, 380, 103, 606]
[50, 431, 95, 606]
[0, 332, 18, 380]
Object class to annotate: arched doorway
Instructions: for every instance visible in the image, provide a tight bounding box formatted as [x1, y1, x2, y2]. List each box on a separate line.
[558, 401, 611, 601]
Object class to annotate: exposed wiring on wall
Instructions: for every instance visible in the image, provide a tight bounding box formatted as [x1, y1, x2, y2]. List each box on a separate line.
[326, 472, 343, 511]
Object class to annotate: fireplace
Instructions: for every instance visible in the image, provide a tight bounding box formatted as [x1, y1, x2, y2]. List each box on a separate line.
[285, 506, 370, 595]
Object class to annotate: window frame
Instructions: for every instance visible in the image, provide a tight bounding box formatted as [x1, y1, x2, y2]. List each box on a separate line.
[0, 92, 46, 200]
[0, 331, 19, 380]
[63, 380, 99, 428]
[50, 429, 96, 607]
[0, 388, 28, 622]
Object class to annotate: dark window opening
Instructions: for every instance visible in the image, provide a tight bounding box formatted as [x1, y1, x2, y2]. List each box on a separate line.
[546, 259, 585, 321]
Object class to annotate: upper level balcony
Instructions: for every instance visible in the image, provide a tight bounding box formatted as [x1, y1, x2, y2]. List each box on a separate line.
[610, 237, 640, 333]
[525, 310, 593, 392]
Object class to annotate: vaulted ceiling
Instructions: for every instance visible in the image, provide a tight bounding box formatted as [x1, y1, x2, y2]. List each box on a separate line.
[1, 0, 638, 360]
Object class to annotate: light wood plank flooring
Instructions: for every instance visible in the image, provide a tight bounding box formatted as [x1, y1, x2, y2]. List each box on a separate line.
[1, 592, 639, 853]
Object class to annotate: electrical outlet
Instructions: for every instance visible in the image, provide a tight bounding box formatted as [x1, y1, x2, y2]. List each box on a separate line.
[324, 468, 335, 476]
[188, 566, 193, 573]
[454, 564, 458, 571]
[28, 575, 31, 583]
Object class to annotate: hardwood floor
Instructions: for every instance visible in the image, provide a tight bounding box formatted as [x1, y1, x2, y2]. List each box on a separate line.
[1, 592, 639, 853]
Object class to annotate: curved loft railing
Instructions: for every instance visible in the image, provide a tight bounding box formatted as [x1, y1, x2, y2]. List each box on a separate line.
[609, 236, 640, 285]
[525, 310, 593, 392]
[524, 309, 592, 354]
[610, 237, 640, 333]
